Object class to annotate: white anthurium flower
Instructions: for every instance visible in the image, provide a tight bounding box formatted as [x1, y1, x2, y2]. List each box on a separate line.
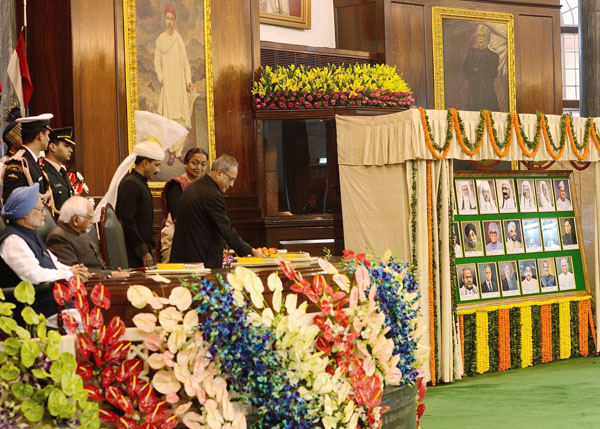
[227, 272, 244, 291]
[182, 411, 203, 429]
[148, 353, 166, 370]
[322, 415, 339, 429]
[152, 369, 181, 394]
[343, 401, 356, 423]
[313, 372, 333, 394]
[232, 290, 245, 307]
[267, 272, 283, 292]
[333, 274, 350, 292]
[183, 309, 199, 332]
[337, 381, 351, 403]
[204, 399, 225, 429]
[159, 306, 183, 332]
[272, 288, 282, 313]
[174, 361, 191, 383]
[222, 397, 235, 422]
[285, 293, 298, 313]
[298, 386, 312, 400]
[177, 345, 196, 367]
[132, 312, 157, 333]
[168, 325, 187, 353]
[261, 308, 275, 327]
[127, 285, 153, 308]
[323, 394, 334, 415]
[148, 296, 170, 310]
[247, 311, 262, 327]
[348, 412, 359, 429]
[318, 258, 339, 275]
[168, 286, 193, 311]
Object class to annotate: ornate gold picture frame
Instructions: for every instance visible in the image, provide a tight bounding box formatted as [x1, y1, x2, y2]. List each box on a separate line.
[123, 0, 215, 193]
[432, 7, 516, 113]
[259, 0, 311, 29]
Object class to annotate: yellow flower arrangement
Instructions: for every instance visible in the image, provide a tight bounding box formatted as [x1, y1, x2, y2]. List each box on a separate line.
[252, 64, 414, 110]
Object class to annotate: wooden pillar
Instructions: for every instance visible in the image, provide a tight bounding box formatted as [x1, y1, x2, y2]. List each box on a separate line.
[580, 0, 600, 116]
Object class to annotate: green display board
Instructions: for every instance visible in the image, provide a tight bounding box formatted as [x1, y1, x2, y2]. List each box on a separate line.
[453, 171, 587, 305]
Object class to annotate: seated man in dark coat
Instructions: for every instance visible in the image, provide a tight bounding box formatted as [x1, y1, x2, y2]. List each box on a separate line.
[46, 196, 129, 278]
[171, 154, 264, 268]
[0, 184, 89, 315]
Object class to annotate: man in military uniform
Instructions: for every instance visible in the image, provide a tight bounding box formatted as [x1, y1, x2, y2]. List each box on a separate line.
[1, 113, 53, 204]
[43, 127, 75, 214]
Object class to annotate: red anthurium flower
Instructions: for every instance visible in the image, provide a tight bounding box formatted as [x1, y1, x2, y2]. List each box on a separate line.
[53, 283, 72, 306]
[117, 416, 138, 429]
[106, 316, 126, 345]
[119, 359, 142, 383]
[128, 375, 140, 399]
[61, 311, 79, 334]
[68, 275, 87, 296]
[417, 403, 426, 420]
[138, 389, 161, 414]
[106, 386, 134, 415]
[417, 377, 427, 402]
[290, 283, 304, 294]
[101, 365, 115, 388]
[354, 374, 383, 408]
[305, 290, 319, 304]
[99, 408, 119, 423]
[161, 414, 178, 429]
[76, 361, 93, 381]
[78, 336, 96, 359]
[82, 313, 93, 336]
[91, 283, 111, 310]
[98, 325, 108, 345]
[330, 291, 346, 302]
[279, 259, 297, 280]
[74, 293, 90, 318]
[136, 380, 152, 399]
[94, 349, 103, 367]
[319, 299, 331, 317]
[312, 275, 325, 295]
[316, 337, 332, 354]
[105, 340, 132, 363]
[313, 315, 326, 331]
[88, 307, 104, 329]
[138, 423, 156, 429]
[83, 384, 103, 401]
[342, 249, 355, 261]
[355, 253, 370, 267]
[144, 401, 170, 427]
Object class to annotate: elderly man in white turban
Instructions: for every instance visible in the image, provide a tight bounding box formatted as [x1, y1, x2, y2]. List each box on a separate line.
[478, 180, 497, 213]
[555, 181, 572, 210]
[0, 183, 90, 316]
[96, 111, 188, 268]
[519, 180, 536, 211]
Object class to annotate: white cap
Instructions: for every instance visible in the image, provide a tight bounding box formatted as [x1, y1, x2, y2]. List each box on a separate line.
[558, 181, 565, 189]
[15, 113, 54, 123]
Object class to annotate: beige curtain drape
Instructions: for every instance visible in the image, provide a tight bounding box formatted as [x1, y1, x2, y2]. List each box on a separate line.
[337, 109, 600, 384]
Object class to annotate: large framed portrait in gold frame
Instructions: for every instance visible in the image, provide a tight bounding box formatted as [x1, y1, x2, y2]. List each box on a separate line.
[432, 7, 516, 113]
[123, 0, 215, 193]
[259, 0, 311, 29]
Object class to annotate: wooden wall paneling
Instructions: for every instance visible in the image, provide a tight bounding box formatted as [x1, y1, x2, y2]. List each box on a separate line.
[15, 0, 74, 129]
[386, 2, 428, 107]
[211, 0, 257, 196]
[333, 0, 385, 55]
[70, 0, 121, 195]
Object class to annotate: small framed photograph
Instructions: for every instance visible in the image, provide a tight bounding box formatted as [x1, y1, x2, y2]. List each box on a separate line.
[503, 219, 524, 254]
[461, 221, 484, 257]
[519, 259, 540, 295]
[535, 179, 555, 212]
[498, 261, 520, 296]
[553, 179, 573, 211]
[496, 179, 518, 213]
[483, 221, 504, 255]
[516, 179, 537, 212]
[540, 218, 561, 251]
[559, 217, 578, 249]
[522, 219, 543, 253]
[556, 256, 576, 290]
[457, 263, 480, 301]
[454, 223, 463, 258]
[476, 179, 498, 214]
[537, 258, 558, 292]
[455, 179, 478, 215]
[478, 262, 500, 298]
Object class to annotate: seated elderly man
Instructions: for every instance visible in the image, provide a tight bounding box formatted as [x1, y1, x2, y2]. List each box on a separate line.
[0, 183, 90, 314]
[46, 196, 129, 278]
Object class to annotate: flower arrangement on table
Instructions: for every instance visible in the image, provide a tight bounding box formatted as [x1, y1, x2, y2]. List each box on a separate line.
[252, 64, 414, 110]
[42, 250, 424, 428]
[67, 171, 90, 196]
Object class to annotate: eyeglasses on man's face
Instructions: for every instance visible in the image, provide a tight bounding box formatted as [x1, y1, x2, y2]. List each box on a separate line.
[221, 169, 236, 184]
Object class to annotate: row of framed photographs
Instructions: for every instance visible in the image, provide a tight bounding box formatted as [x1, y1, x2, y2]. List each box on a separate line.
[455, 177, 573, 215]
[454, 217, 578, 259]
[457, 256, 576, 302]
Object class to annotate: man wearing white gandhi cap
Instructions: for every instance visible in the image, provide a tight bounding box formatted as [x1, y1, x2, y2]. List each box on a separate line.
[96, 111, 188, 268]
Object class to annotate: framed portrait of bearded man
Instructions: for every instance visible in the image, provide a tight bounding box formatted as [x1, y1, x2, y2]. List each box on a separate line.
[432, 7, 516, 112]
[124, 0, 215, 193]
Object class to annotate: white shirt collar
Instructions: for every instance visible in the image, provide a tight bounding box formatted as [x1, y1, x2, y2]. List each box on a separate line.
[45, 158, 63, 172]
[23, 145, 39, 162]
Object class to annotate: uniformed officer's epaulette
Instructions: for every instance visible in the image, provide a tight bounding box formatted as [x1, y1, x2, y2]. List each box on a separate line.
[6, 148, 26, 162]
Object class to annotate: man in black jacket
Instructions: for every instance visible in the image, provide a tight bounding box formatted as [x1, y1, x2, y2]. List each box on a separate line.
[171, 154, 263, 268]
[43, 127, 76, 214]
[2, 113, 53, 203]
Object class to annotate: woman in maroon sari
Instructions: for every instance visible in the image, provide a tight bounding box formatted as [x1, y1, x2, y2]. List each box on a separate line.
[158, 148, 208, 261]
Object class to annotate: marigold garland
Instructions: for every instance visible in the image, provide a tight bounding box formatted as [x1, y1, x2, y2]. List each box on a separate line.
[420, 107, 452, 160]
[475, 311, 490, 374]
[559, 302, 572, 359]
[565, 115, 591, 161]
[513, 112, 542, 157]
[486, 111, 512, 157]
[451, 109, 484, 156]
[497, 309, 511, 371]
[578, 300, 589, 357]
[459, 314, 465, 375]
[540, 304, 553, 363]
[586, 299, 598, 353]
[542, 114, 566, 160]
[520, 306, 533, 368]
[426, 160, 436, 385]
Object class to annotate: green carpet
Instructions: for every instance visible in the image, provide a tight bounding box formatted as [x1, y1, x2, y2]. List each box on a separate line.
[420, 357, 600, 428]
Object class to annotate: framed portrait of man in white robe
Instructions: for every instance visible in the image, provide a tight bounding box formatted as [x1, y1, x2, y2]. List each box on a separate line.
[259, 0, 311, 29]
[123, 0, 215, 192]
